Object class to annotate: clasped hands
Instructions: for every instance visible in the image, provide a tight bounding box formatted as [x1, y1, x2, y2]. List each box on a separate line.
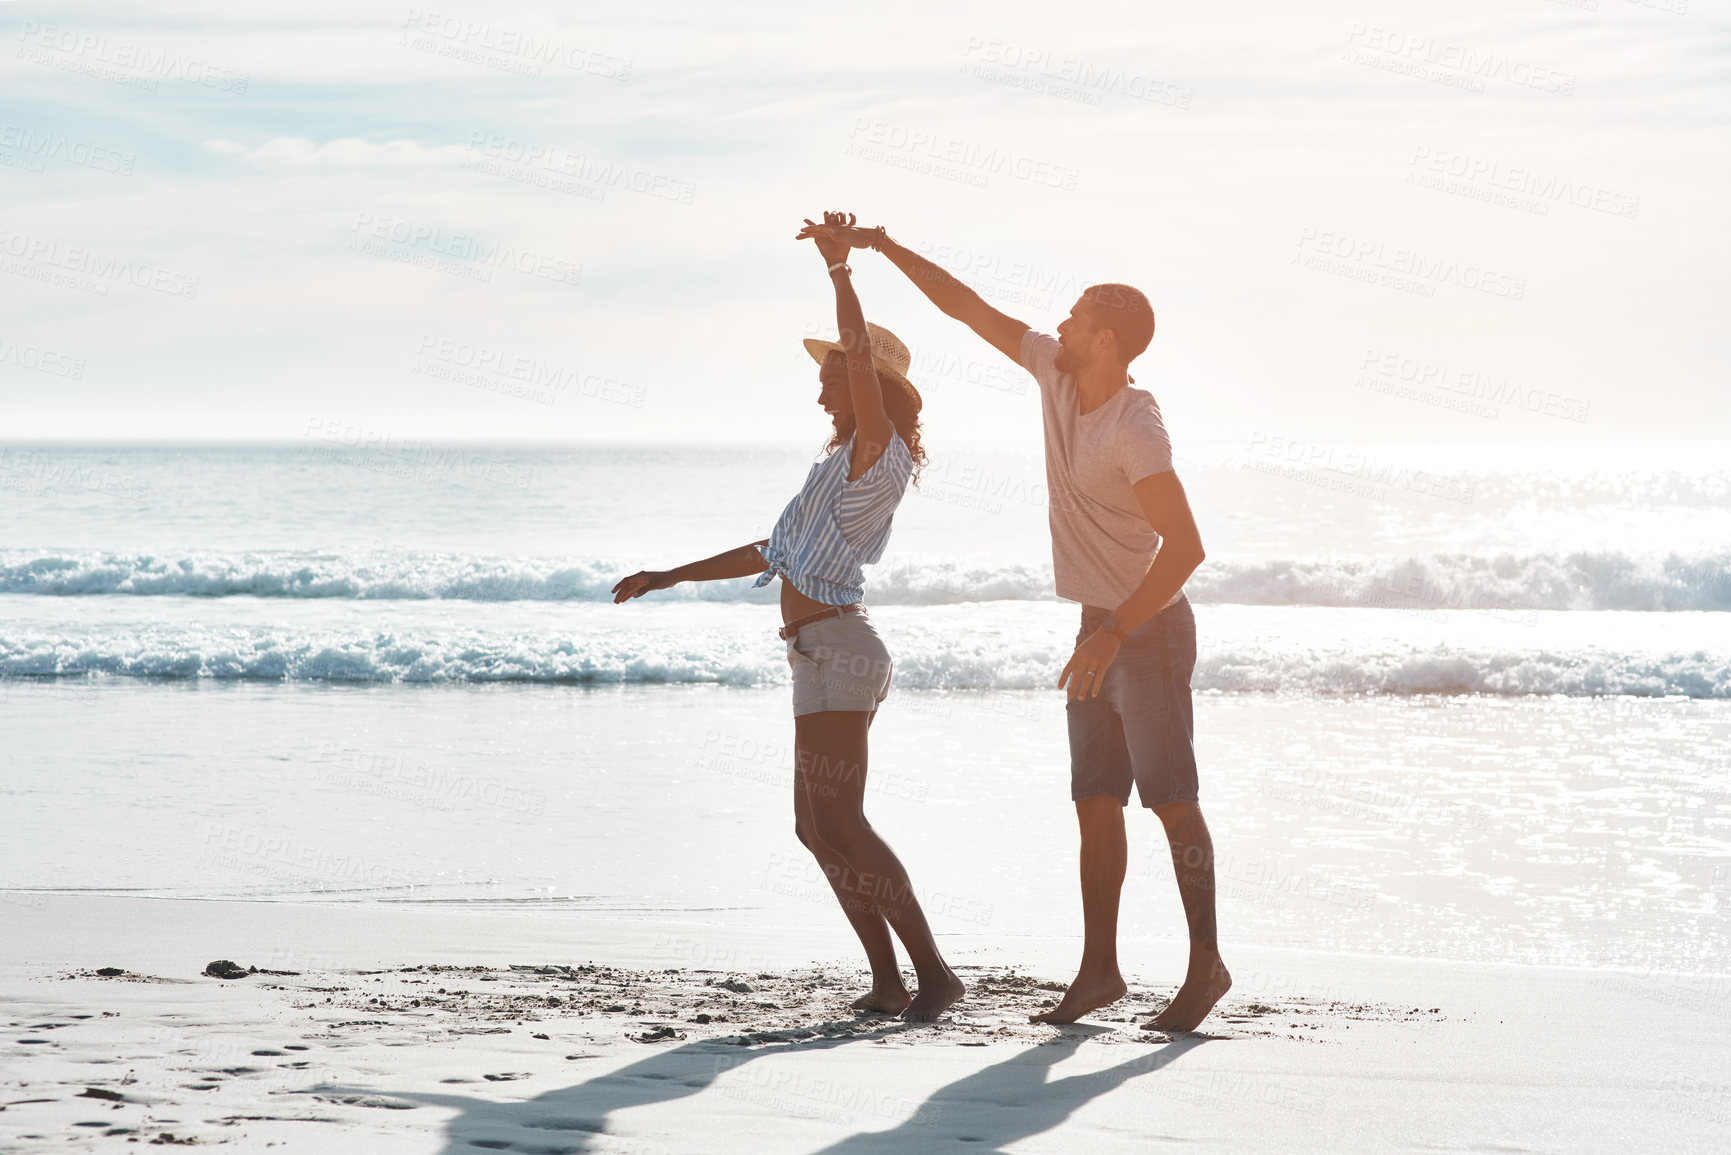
[795, 210, 882, 264]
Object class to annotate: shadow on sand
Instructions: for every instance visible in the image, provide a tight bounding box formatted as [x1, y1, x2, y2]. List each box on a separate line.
[350, 1022, 1209, 1154]
[809, 1028, 1209, 1153]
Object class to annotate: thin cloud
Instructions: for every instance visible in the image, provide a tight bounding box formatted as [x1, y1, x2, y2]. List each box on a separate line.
[204, 137, 470, 167]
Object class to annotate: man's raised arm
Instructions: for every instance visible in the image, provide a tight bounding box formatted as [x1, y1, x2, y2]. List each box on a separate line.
[796, 220, 1028, 365]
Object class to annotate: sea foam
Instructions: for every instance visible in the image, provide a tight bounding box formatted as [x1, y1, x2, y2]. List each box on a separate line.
[3, 549, 1727, 610]
[4, 618, 1725, 697]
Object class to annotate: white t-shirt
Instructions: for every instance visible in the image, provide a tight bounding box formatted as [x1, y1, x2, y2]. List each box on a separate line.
[1020, 329, 1177, 609]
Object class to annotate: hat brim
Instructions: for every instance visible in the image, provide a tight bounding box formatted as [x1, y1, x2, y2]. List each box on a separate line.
[802, 337, 843, 365]
[803, 338, 913, 388]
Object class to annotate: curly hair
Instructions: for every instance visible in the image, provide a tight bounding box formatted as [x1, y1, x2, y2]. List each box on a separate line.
[823, 361, 926, 485]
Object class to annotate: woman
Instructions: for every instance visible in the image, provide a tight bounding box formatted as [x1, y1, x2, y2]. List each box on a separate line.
[611, 211, 964, 1022]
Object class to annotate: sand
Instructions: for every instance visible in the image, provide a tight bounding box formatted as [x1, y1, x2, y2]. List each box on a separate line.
[2, 892, 1727, 1153]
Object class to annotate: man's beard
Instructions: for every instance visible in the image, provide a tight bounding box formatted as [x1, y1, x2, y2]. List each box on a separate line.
[1053, 343, 1089, 374]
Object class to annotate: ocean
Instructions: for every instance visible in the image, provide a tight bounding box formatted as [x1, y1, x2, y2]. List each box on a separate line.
[2, 439, 1727, 974]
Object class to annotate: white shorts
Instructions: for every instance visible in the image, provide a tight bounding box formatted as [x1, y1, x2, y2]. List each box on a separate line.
[786, 608, 894, 716]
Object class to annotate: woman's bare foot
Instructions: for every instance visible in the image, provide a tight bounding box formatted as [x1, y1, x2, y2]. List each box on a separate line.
[1028, 969, 1128, 1025]
[901, 971, 965, 1023]
[851, 981, 913, 1015]
[1142, 954, 1231, 1032]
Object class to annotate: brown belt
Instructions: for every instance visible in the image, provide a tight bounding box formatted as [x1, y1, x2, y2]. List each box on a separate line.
[778, 603, 862, 641]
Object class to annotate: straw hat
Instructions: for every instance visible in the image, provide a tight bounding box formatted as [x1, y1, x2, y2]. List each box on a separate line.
[803, 323, 922, 412]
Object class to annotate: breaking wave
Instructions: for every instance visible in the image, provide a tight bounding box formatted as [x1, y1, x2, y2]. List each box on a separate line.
[4, 621, 1725, 697]
[2, 549, 1727, 610]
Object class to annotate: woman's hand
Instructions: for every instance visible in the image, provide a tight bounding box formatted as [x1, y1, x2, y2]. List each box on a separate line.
[798, 210, 874, 265]
[611, 570, 671, 604]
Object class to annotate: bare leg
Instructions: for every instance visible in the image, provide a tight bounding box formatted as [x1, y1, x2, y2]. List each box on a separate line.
[792, 766, 909, 1014]
[796, 709, 964, 1023]
[1031, 796, 1130, 1024]
[1144, 800, 1231, 1031]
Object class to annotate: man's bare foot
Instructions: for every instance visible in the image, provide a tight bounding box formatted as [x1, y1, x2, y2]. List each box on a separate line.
[901, 972, 965, 1023]
[1028, 970, 1128, 1025]
[1143, 955, 1231, 1032]
[851, 982, 912, 1015]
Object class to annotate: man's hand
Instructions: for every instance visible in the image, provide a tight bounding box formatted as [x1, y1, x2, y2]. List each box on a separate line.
[611, 570, 671, 604]
[1058, 629, 1122, 700]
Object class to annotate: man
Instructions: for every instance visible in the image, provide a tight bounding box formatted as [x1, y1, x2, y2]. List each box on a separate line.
[797, 215, 1228, 1032]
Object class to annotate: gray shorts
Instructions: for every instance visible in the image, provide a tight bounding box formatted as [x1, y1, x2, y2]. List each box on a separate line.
[787, 608, 894, 716]
[1067, 596, 1199, 809]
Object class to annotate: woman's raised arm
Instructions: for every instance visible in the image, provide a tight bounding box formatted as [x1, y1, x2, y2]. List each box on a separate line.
[806, 211, 894, 482]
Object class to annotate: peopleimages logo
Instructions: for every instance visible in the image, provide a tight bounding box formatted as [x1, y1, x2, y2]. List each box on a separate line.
[15, 21, 250, 93]
[465, 132, 695, 204]
[302, 417, 535, 489]
[0, 447, 150, 500]
[0, 123, 136, 175]
[0, 333, 86, 379]
[1343, 23, 1575, 96]
[413, 335, 646, 408]
[0, 227, 200, 298]
[349, 213, 583, 287]
[1408, 147, 1639, 220]
[399, 8, 631, 79]
[913, 239, 1095, 304]
[1357, 349, 1590, 423]
[846, 119, 1080, 191]
[1245, 432, 1478, 505]
[959, 38, 1192, 110]
[1294, 228, 1525, 301]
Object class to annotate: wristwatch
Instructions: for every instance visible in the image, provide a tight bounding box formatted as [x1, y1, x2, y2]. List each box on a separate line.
[1099, 613, 1128, 643]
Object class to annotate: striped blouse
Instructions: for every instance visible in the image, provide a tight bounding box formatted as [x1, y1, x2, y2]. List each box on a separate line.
[753, 429, 914, 605]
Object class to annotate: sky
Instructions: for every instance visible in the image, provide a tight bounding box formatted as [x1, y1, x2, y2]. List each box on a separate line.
[0, 0, 1726, 446]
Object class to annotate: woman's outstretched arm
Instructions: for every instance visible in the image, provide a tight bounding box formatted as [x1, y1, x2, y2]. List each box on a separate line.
[807, 210, 893, 482]
[611, 539, 769, 603]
